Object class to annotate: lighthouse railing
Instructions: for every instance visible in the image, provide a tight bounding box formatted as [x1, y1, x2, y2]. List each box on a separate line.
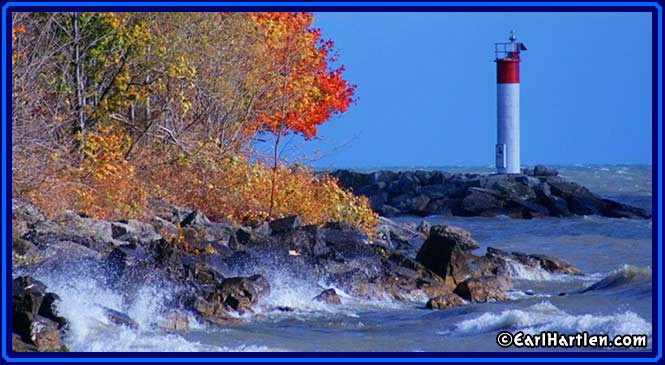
[494, 42, 520, 60]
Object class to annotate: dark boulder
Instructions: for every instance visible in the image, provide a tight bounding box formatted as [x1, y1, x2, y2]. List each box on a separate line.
[533, 165, 559, 177]
[30, 315, 68, 352]
[269, 216, 301, 234]
[191, 298, 242, 325]
[321, 222, 368, 246]
[397, 172, 421, 194]
[506, 199, 550, 219]
[410, 195, 432, 215]
[110, 219, 161, 245]
[416, 225, 477, 290]
[219, 275, 270, 313]
[12, 276, 68, 352]
[461, 190, 503, 217]
[330, 170, 370, 191]
[427, 225, 479, 251]
[453, 273, 511, 303]
[523, 253, 582, 275]
[598, 198, 651, 219]
[370, 170, 398, 185]
[102, 307, 139, 329]
[426, 293, 464, 310]
[12, 276, 47, 343]
[379, 204, 401, 217]
[180, 210, 211, 228]
[235, 224, 271, 246]
[313, 288, 342, 305]
[12, 333, 38, 352]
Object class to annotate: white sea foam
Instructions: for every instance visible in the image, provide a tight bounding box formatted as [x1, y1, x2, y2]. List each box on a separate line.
[440, 301, 651, 343]
[504, 258, 581, 283]
[26, 260, 278, 352]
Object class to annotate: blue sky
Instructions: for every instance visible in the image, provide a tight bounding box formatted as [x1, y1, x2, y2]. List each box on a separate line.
[268, 12, 653, 168]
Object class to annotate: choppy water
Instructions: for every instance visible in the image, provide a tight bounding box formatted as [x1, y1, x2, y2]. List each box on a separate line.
[27, 165, 654, 352]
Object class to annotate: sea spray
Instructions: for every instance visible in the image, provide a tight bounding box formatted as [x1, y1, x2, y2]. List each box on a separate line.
[440, 301, 652, 346]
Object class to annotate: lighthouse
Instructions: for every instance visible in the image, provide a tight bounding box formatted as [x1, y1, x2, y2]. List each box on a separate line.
[495, 31, 527, 174]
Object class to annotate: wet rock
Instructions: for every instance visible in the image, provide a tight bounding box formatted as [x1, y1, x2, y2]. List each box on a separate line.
[427, 225, 479, 252]
[149, 201, 192, 225]
[397, 172, 421, 194]
[416, 226, 476, 289]
[370, 170, 398, 185]
[453, 274, 511, 303]
[276, 225, 325, 256]
[470, 249, 510, 276]
[102, 307, 138, 329]
[461, 190, 503, 217]
[111, 219, 161, 245]
[191, 298, 242, 325]
[12, 237, 35, 256]
[219, 275, 270, 313]
[12, 276, 47, 343]
[180, 210, 211, 228]
[426, 293, 464, 310]
[39, 292, 66, 328]
[235, 225, 270, 246]
[269, 215, 301, 234]
[328, 169, 648, 219]
[360, 187, 389, 211]
[314, 288, 342, 305]
[151, 216, 180, 239]
[411, 195, 431, 215]
[31, 316, 67, 352]
[385, 254, 451, 298]
[524, 253, 582, 275]
[12, 333, 38, 352]
[163, 311, 189, 330]
[379, 204, 400, 217]
[377, 217, 424, 249]
[12, 276, 68, 352]
[533, 165, 559, 177]
[275, 306, 296, 312]
[598, 198, 652, 219]
[21, 211, 122, 254]
[321, 222, 368, 246]
[330, 169, 371, 191]
[187, 262, 225, 288]
[507, 199, 550, 219]
[416, 221, 431, 238]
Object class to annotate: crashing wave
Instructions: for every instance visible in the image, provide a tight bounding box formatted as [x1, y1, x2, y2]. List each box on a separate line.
[440, 301, 651, 344]
[503, 258, 580, 283]
[580, 265, 652, 296]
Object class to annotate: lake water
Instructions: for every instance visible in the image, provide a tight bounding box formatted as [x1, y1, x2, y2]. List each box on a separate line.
[30, 165, 654, 352]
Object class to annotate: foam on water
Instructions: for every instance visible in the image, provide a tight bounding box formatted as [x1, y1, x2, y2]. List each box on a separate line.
[505, 259, 575, 282]
[440, 301, 652, 343]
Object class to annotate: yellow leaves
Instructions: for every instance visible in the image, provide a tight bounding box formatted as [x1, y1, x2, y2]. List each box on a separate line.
[139, 148, 377, 238]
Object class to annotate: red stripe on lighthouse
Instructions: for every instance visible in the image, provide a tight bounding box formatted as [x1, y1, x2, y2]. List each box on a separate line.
[497, 59, 519, 84]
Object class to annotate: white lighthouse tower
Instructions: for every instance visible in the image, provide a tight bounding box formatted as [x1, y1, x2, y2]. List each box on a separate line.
[495, 31, 526, 174]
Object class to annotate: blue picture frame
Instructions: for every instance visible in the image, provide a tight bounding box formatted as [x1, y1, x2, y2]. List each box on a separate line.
[1, 2, 661, 362]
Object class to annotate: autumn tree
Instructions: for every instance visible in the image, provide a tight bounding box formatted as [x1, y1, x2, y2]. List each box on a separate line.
[250, 12, 356, 216]
[11, 11, 375, 235]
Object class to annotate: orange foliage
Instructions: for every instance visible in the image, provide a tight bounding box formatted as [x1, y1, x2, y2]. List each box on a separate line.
[21, 123, 147, 220]
[250, 12, 355, 139]
[13, 12, 376, 237]
[141, 149, 378, 237]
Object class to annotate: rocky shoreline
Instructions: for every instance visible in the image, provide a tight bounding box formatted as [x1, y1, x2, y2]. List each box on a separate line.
[330, 166, 651, 219]
[12, 199, 585, 352]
